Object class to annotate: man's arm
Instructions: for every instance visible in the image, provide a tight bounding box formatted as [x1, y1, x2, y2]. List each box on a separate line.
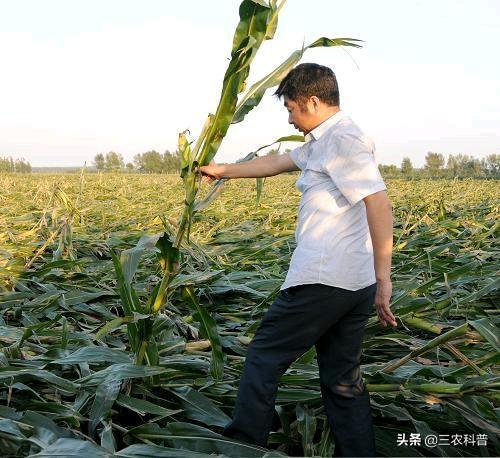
[363, 190, 397, 328]
[198, 153, 299, 180]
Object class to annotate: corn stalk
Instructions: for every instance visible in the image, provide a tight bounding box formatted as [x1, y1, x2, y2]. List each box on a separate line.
[174, 0, 362, 246]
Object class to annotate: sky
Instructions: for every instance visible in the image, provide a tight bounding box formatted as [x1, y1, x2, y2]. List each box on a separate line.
[0, 0, 499, 168]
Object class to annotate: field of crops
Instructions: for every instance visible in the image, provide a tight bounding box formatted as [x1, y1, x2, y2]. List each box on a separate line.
[0, 173, 499, 457]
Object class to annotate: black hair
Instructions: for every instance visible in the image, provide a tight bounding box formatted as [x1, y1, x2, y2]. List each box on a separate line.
[274, 63, 340, 107]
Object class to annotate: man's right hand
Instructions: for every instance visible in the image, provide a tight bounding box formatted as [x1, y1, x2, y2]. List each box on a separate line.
[198, 160, 223, 183]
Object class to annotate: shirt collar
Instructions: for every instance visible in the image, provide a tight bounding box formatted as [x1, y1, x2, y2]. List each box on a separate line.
[305, 110, 346, 142]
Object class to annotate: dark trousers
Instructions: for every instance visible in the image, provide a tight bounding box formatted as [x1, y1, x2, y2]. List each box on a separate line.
[222, 282, 377, 457]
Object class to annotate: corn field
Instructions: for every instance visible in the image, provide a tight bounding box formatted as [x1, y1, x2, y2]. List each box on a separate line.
[0, 173, 498, 457]
[1, 0, 499, 456]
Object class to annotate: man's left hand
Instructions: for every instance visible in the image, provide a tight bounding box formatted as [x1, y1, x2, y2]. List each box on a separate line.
[374, 280, 397, 328]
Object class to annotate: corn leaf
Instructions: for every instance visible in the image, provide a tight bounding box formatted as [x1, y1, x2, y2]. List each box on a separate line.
[233, 37, 363, 124]
[182, 286, 225, 380]
[88, 379, 121, 435]
[168, 386, 230, 427]
[29, 438, 111, 457]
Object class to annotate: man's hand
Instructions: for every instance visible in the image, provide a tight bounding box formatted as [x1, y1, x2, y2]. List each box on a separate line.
[198, 160, 223, 183]
[374, 279, 397, 328]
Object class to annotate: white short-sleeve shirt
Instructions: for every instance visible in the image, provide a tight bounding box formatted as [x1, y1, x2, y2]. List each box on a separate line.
[281, 110, 387, 291]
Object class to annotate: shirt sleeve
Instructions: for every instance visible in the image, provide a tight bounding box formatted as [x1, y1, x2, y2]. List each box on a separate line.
[322, 133, 387, 206]
[288, 144, 308, 170]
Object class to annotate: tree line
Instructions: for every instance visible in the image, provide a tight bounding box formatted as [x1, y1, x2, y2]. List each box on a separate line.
[90, 150, 499, 178]
[0, 157, 32, 173]
[2, 150, 497, 177]
[93, 151, 180, 173]
[379, 153, 499, 179]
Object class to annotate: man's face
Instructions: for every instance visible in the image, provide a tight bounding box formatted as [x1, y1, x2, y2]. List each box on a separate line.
[284, 96, 314, 134]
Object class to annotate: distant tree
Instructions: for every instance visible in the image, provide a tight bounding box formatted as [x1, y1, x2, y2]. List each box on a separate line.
[401, 157, 413, 177]
[458, 155, 482, 177]
[93, 153, 105, 171]
[447, 154, 483, 178]
[15, 159, 23, 173]
[104, 151, 124, 172]
[15, 158, 31, 173]
[0, 156, 31, 173]
[140, 151, 163, 173]
[446, 154, 459, 177]
[133, 153, 144, 171]
[481, 154, 499, 177]
[0, 157, 13, 172]
[469, 158, 483, 177]
[162, 150, 180, 174]
[424, 152, 445, 177]
[378, 164, 399, 178]
[125, 162, 135, 172]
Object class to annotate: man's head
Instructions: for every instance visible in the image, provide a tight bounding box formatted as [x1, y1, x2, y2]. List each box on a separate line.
[274, 63, 340, 134]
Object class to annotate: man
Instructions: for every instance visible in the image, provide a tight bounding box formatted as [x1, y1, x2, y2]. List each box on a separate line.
[199, 63, 397, 457]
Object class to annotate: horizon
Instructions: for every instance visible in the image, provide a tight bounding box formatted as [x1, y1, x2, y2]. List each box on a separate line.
[8, 149, 496, 172]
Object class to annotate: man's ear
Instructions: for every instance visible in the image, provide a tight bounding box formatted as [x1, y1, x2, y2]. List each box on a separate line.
[310, 96, 321, 113]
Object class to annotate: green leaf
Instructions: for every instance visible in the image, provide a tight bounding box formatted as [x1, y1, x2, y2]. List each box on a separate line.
[62, 290, 115, 306]
[127, 422, 275, 457]
[468, 318, 500, 352]
[100, 422, 116, 453]
[315, 418, 334, 457]
[461, 277, 500, 303]
[115, 394, 181, 417]
[155, 231, 180, 276]
[168, 386, 230, 427]
[371, 400, 449, 456]
[110, 250, 138, 316]
[78, 364, 174, 387]
[182, 286, 225, 380]
[116, 444, 226, 458]
[52, 347, 132, 365]
[28, 438, 112, 457]
[22, 410, 73, 439]
[0, 418, 25, 439]
[168, 270, 224, 289]
[296, 403, 317, 456]
[231, 0, 270, 55]
[120, 234, 161, 285]
[444, 398, 500, 440]
[88, 379, 121, 435]
[110, 249, 139, 350]
[0, 367, 78, 393]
